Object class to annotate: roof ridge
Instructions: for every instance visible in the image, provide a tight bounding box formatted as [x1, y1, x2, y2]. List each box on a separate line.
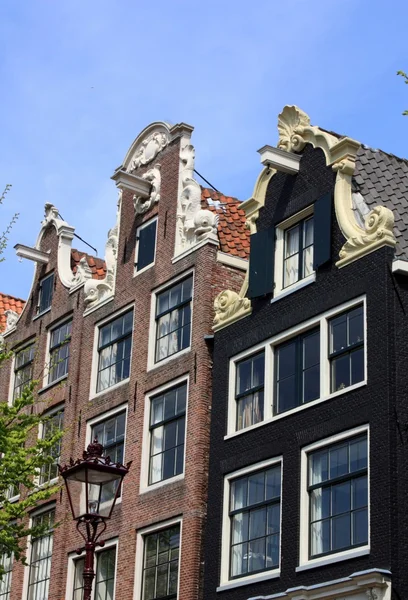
[0, 291, 26, 303]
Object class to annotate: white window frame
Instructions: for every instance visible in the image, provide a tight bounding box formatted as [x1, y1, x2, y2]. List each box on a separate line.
[36, 404, 64, 488]
[218, 456, 282, 591]
[42, 315, 72, 390]
[298, 425, 370, 571]
[22, 503, 56, 600]
[7, 339, 36, 407]
[140, 375, 189, 494]
[147, 270, 194, 371]
[86, 403, 128, 508]
[65, 537, 118, 600]
[134, 216, 158, 277]
[89, 304, 134, 399]
[226, 296, 367, 438]
[273, 205, 315, 300]
[134, 517, 182, 600]
[36, 272, 54, 317]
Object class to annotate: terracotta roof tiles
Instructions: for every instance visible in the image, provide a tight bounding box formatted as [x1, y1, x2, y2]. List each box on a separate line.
[71, 250, 107, 280]
[0, 292, 25, 332]
[201, 188, 249, 259]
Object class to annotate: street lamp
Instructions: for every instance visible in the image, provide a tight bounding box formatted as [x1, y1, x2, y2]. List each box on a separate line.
[59, 438, 131, 600]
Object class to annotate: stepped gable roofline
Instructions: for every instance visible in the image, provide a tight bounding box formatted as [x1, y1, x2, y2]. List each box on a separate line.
[0, 292, 25, 333]
[201, 188, 249, 260]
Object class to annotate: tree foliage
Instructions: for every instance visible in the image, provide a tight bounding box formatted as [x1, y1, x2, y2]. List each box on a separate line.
[0, 346, 63, 571]
[397, 70, 408, 116]
[0, 185, 19, 263]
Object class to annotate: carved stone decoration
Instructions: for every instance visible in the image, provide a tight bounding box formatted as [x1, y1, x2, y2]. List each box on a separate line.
[277, 105, 311, 153]
[127, 132, 168, 172]
[71, 256, 93, 287]
[84, 198, 120, 309]
[366, 589, 379, 600]
[43, 202, 60, 223]
[4, 309, 19, 333]
[133, 164, 161, 214]
[213, 289, 251, 330]
[175, 143, 218, 256]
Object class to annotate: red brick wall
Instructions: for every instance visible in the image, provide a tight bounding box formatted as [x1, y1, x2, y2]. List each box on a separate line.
[1, 134, 246, 600]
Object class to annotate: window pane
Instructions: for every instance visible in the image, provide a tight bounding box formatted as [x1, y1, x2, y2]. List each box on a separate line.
[303, 364, 320, 404]
[248, 537, 266, 573]
[350, 437, 367, 472]
[248, 471, 264, 506]
[231, 543, 247, 577]
[277, 341, 296, 380]
[352, 476, 368, 509]
[249, 507, 266, 540]
[231, 512, 248, 544]
[311, 519, 330, 556]
[353, 509, 368, 545]
[285, 225, 300, 257]
[332, 514, 351, 551]
[332, 481, 351, 515]
[237, 358, 252, 395]
[137, 220, 157, 271]
[310, 487, 330, 521]
[348, 307, 364, 345]
[303, 218, 314, 248]
[331, 354, 350, 392]
[276, 375, 296, 413]
[265, 467, 281, 500]
[351, 347, 364, 384]
[231, 478, 247, 511]
[330, 313, 348, 354]
[329, 444, 348, 479]
[284, 254, 299, 287]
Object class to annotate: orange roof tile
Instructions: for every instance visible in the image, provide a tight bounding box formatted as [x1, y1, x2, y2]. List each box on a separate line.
[201, 188, 249, 259]
[0, 292, 25, 332]
[71, 250, 107, 281]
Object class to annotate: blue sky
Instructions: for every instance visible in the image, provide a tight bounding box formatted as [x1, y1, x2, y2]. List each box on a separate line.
[1, 0, 407, 299]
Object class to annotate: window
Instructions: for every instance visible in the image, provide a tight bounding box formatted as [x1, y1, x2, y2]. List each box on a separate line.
[136, 218, 157, 273]
[155, 276, 192, 363]
[142, 525, 180, 600]
[39, 409, 64, 485]
[275, 328, 320, 414]
[235, 352, 264, 431]
[13, 344, 35, 402]
[220, 459, 281, 588]
[229, 465, 281, 579]
[228, 298, 366, 435]
[97, 310, 133, 393]
[149, 383, 186, 485]
[283, 216, 314, 288]
[308, 434, 368, 558]
[329, 306, 364, 393]
[91, 410, 126, 501]
[48, 321, 71, 384]
[0, 552, 13, 600]
[27, 509, 54, 600]
[38, 274, 54, 315]
[73, 546, 116, 600]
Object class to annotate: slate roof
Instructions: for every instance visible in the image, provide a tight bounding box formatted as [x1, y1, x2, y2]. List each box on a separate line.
[354, 147, 408, 259]
[0, 292, 25, 332]
[71, 250, 107, 280]
[201, 188, 249, 259]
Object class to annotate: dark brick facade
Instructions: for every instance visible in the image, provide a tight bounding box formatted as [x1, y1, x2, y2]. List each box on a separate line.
[0, 132, 245, 600]
[203, 146, 403, 599]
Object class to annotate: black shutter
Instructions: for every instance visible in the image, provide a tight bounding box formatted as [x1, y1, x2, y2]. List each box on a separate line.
[313, 192, 332, 270]
[247, 228, 275, 299]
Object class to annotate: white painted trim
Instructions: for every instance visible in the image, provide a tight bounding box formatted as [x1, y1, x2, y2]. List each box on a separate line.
[133, 517, 182, 600]
[42, 315, 73, 389]
[134, 216, 158, 277]
[227, 296, 367, 436]
[139, 375, 189, 494]
[298, 424, 370, 569]
[65, 537, 119, 600]
[216, 252, 248, 271]
[147, 270, 194, 371]
[89, 304, 135, 400]
[220, 456, 282, 589]
[274, 205, 315, 297]
[270, 272, 315, 304]
[171, 237, 219, 264]
[22, 503, 56, 600]
[14, 244, 50, 264]
[392, 259, 408, 275]
[258, 144, 301, 174]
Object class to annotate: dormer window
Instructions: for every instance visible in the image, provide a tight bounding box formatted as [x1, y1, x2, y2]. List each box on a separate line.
[38, 273, 54, 314]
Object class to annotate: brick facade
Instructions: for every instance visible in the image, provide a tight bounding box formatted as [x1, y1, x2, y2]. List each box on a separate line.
[0, 127, 246, 600]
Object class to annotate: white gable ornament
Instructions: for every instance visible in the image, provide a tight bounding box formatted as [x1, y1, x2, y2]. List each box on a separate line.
[127, 132, 169, 172]
[174, 143, 218, 257]
[133, 164, 161, 214]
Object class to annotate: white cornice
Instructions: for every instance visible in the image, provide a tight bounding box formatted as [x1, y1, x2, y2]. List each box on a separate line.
[14, 244, 50, 264]
[216, 251, 248, 271]
[111, 170, 152, 196]
[392, 259, 408, 274]
[258, 144, 301, 174]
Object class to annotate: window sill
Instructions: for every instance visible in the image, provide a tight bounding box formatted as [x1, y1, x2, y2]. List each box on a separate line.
[147, 347, 191, 372]
[90, 378, 130, 401]
[225, 380, 367, 440]
[271, 273, 316, 304]
[134, 262, 155, 277]
[33, 307, 51, 321]
[139, 474, 184, 495]
[38, 375, 68, 395]
[217, 569, 280, 592]
[296, 547, 370, 572]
